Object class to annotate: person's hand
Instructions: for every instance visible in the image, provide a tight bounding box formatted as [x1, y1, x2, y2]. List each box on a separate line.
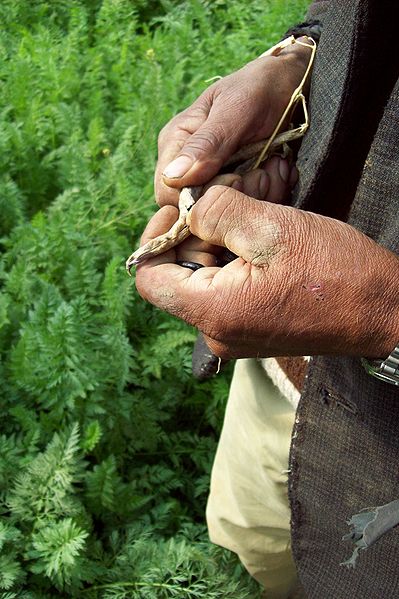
[136, 185, 399, 360]
[170, 154, 298, 267]
[155, 39, 312, 207]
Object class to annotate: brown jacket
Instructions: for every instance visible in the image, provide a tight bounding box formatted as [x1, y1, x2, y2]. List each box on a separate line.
[290, 1, 399, 597]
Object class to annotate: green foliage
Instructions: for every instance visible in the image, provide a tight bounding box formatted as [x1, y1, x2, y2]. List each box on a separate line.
[28, 519, 89, 587]
[0, 0, 309, 595]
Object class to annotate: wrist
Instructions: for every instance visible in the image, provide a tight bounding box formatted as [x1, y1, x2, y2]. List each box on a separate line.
[358, 251, 399, 359]
[251, 37, 313, 129]
[277, 36, 314, 96]
[257, 35, 313, 76]
[279, 35, 314, 64]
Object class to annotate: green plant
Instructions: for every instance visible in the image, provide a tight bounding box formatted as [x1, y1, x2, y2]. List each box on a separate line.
[0, 0, 309, 595]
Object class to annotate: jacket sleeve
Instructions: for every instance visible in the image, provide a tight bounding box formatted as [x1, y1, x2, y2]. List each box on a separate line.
[306, 0, 330, 21]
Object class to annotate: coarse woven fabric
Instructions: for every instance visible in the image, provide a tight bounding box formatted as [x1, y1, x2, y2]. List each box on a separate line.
[289, 0, 399, 597]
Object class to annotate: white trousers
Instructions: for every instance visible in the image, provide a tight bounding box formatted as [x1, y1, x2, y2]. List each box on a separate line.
[206, 358, 297, 599]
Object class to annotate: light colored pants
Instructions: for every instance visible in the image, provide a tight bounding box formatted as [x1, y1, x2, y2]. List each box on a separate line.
[206, 358, 297, 599]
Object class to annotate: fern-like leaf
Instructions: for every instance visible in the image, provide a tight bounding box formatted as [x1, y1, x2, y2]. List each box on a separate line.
[7, 424, 82, 523]
[28, 518, 88, 588]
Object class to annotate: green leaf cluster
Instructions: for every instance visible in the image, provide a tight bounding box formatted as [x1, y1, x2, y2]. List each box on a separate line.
[0, 0, 309, 596]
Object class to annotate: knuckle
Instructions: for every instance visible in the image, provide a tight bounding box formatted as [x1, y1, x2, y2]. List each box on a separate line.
[181, 99, 209, 121]
[278, 206, 308, 251]
[185, 126, 224, 156]
[191, 185, 235, 241]
[204, 184, 235, 213]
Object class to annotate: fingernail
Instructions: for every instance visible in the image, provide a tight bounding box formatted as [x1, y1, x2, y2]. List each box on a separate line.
[279, 158, 290, 183]
[163, 155, 193, 179]
[259, 171, 270, 198]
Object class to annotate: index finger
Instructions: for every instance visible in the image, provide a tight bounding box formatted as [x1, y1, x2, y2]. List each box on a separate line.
[134, 204, 220, 320]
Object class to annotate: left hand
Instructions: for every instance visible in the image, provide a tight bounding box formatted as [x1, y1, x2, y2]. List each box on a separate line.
[135, 185, 399, 360]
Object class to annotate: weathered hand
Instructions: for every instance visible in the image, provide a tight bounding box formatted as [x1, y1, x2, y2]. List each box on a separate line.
[155, 39, 311, 207]
[136, 185, 399, 360]
[171, 154, 297, 267]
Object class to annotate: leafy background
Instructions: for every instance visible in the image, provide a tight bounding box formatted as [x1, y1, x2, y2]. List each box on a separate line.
[0, 0, 309, 596]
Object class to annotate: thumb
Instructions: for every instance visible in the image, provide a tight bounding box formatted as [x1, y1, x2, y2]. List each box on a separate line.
[162, 108, 246, 188]
[188, 185, 283, 266]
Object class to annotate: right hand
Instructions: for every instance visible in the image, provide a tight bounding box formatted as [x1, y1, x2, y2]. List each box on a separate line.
[155, 38, 312, 207]
[173, 154, 298, 268]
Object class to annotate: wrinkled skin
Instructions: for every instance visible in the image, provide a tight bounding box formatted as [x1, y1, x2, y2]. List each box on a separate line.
[136, 38, 399, 361]
[136, 185, 399, 359]
[155, 38, 311, 207]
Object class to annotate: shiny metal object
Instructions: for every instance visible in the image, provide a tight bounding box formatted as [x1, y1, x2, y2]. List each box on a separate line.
[361, 345, 399, 386]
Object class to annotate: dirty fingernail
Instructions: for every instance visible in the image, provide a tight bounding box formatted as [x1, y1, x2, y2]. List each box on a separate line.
[259, 171, 270, 198]
[279, 158, 290, 183]
[163, 155, 193, 179]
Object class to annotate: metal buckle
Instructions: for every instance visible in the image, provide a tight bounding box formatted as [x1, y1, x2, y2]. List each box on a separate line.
[361, 355, 399, 387]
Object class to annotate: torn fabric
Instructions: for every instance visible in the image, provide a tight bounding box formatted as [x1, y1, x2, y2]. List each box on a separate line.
[341, 499, 399, 568]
